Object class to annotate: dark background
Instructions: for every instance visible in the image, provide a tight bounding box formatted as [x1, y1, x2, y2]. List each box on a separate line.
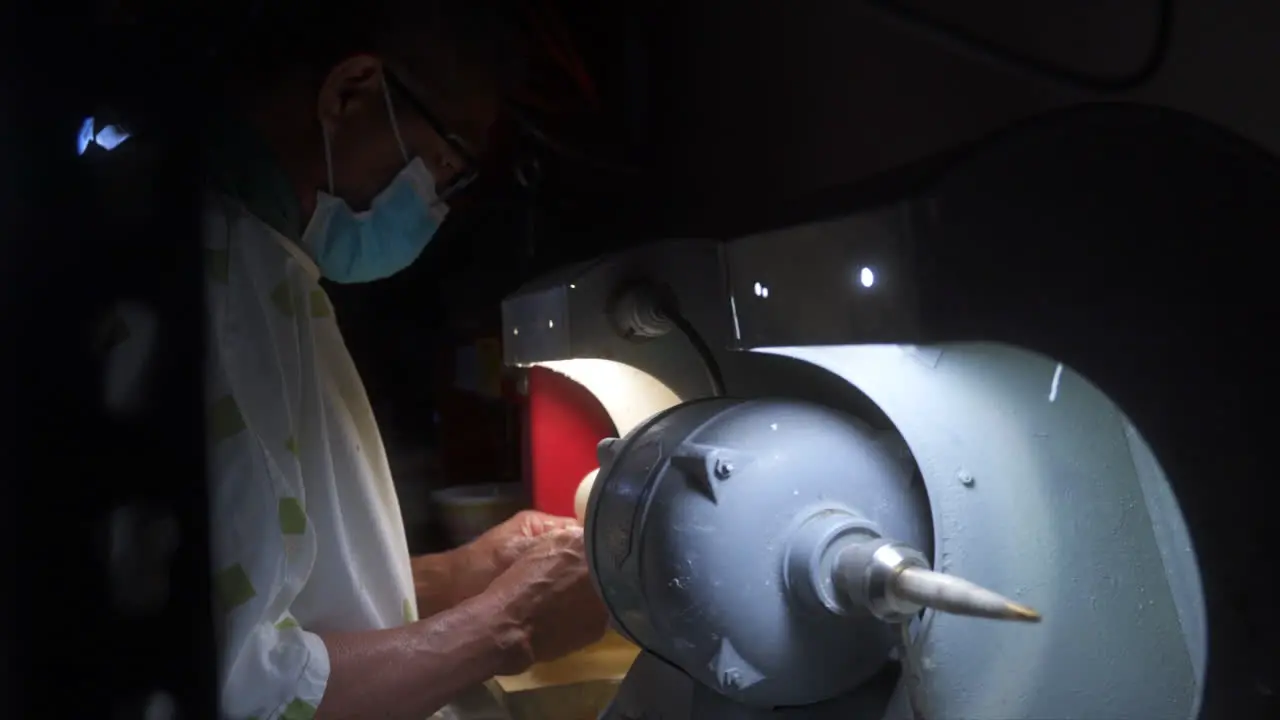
[5, 0, 1279, 717]
[319, 0, 1280, 498]
[68, 0, 1280, 501]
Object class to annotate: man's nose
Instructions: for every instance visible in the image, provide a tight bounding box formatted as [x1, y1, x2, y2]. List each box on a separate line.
[432, 150, 463, 188]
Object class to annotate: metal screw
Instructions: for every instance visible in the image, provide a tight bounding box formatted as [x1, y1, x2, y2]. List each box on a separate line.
[958, 469, 975, 487]
[714, 459, 734, 479]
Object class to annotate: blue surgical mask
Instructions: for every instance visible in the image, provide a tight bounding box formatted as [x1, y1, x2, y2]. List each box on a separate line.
[302, 79, 450, 284]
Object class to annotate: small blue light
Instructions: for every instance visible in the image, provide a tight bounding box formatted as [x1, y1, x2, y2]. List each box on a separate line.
[77, 117, 96, 156]
[95, 124, 131, 150]
[78, 117, 133, 155]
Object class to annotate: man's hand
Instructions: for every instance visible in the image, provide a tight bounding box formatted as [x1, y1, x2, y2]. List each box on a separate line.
[470, 510, 580, 572]
[484, 527, 609, 676]
[315, 525, 606, 720]
[413, 510, 579, 616]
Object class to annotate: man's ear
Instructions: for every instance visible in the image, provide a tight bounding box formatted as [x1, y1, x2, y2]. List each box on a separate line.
[317, 55, 385, 130]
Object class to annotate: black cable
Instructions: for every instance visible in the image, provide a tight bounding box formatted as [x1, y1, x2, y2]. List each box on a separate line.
[610, 283, 726, 397]
[860, 0, 1174, 94]
[660, 305, 727, 398]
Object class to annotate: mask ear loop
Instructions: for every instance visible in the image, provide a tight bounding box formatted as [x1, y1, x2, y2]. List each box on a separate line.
[383, 73, 452, 212]
[381, 76, 411, 164]
[319, 75, 405, 196]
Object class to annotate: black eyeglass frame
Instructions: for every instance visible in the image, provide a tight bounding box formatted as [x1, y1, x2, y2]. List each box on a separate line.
[385, 71, 481, 201]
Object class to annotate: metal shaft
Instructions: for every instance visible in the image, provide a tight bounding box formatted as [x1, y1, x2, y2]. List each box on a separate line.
[834, 539, 1041, 623]
[893, 566, 1041, 622]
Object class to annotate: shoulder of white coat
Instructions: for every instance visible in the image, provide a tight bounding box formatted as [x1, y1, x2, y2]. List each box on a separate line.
[201, 191, 275, 356]
[201, 193, 336, 334]
[200, 190, 235, 248]
[201, 191, 237, 288]
[200, 192, 292, 292]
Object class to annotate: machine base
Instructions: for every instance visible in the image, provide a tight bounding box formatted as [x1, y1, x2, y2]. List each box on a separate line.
[602, 652, 901, 720]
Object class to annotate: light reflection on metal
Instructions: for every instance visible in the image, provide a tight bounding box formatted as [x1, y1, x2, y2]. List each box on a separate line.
[835, 539, 1041, 625]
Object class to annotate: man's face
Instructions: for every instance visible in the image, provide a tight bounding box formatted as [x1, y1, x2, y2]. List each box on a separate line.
[316, 55, 499, 211]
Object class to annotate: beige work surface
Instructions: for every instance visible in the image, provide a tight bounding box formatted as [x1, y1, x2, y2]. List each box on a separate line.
[494, 630, 639, 693]
[487, 680, 621, 720]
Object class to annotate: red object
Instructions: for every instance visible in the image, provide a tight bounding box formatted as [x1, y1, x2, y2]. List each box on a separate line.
[512, 0, 600, 113]
[524, 366, 617, 518]
[521, 0, 600, 109]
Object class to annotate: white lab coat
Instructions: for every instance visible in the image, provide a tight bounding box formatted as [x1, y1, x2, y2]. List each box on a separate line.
[196, 192, 418, 719]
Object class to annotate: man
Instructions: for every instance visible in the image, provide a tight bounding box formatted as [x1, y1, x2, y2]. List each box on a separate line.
[197, 1, 607, 718]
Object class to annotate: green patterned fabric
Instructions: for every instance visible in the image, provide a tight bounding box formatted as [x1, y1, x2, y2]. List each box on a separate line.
[214, 564, 256, 611]
[280, 698, 317, 720]
[209, 395, 247, 443]
[278, 498, 308, 535]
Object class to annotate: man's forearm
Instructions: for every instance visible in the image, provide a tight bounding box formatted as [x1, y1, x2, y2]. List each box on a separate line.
[411, 549, 474, 617]
[314, 592, 524, 720]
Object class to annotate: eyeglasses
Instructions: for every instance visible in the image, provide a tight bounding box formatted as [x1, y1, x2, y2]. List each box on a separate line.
[385, 72, 481, 202]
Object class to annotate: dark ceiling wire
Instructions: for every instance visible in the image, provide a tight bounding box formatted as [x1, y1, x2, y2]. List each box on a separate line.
[858, 0, 1175, 94]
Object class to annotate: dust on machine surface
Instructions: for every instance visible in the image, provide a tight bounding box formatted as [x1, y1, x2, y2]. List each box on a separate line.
[505, 239, 1214, 720]
[588, 397, 1040, 718]
[18, 2, 1271, 719]
[498, 102, 1254, 716]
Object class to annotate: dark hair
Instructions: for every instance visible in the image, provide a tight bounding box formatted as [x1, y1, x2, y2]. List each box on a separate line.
[221, 0, 526, 100]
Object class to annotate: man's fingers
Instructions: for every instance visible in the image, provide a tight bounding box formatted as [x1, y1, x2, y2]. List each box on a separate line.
[533, 526, 583, 548]
[519, 527, 585, 560]
[538, 514, 580, 531]
[503, 534, 542, 556]
[513, 510, 581, 535]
